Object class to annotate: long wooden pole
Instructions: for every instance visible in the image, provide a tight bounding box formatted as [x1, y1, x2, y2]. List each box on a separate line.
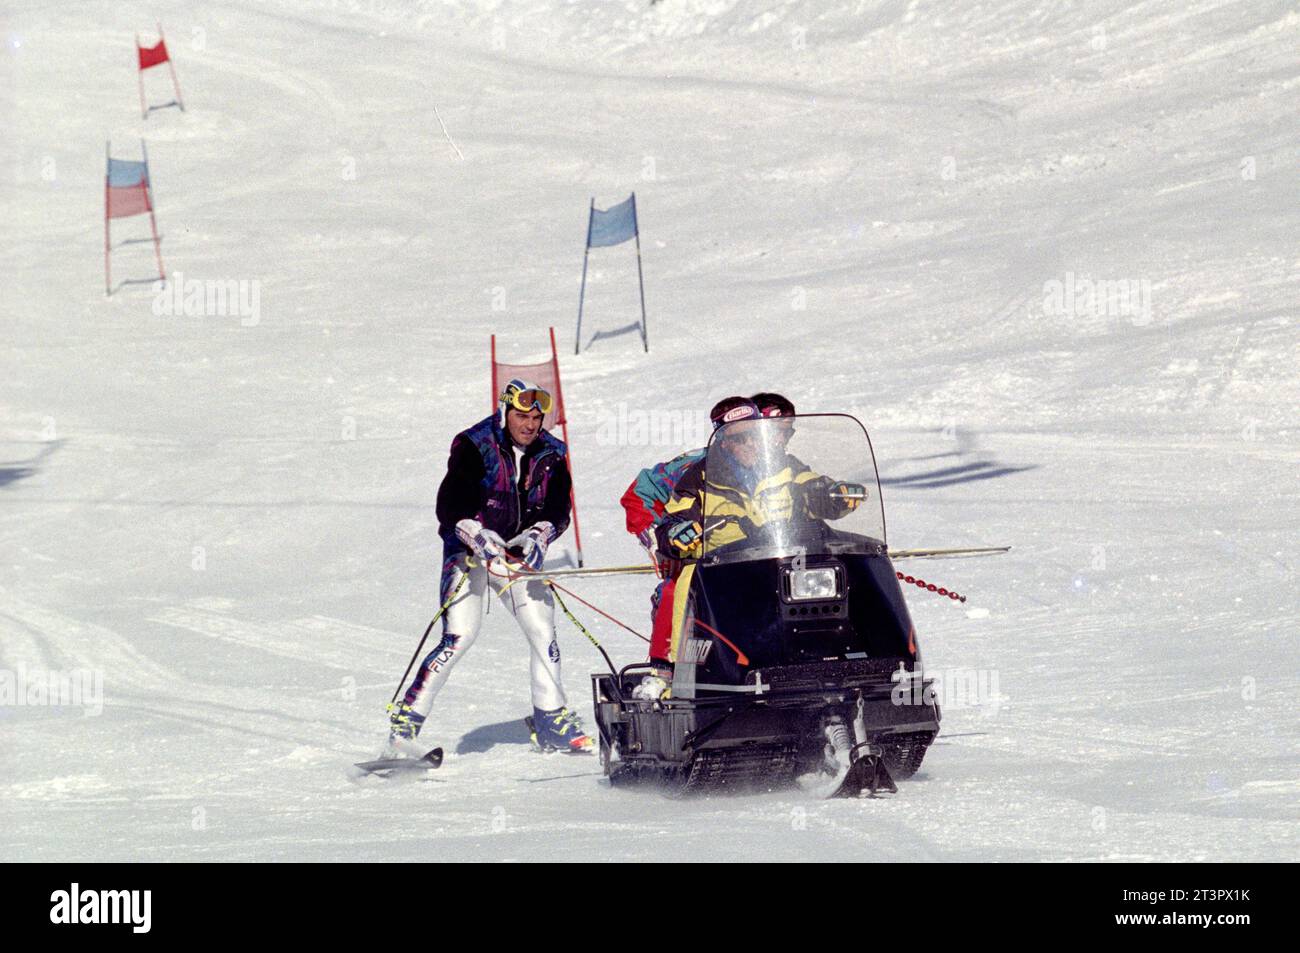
[889, 546, 1011, 559]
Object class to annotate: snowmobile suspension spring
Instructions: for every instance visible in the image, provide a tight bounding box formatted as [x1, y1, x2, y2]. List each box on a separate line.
[896, 572, 966, 603]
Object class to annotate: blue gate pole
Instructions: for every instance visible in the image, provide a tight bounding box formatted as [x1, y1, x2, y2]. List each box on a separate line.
[575, 198, 594, 355]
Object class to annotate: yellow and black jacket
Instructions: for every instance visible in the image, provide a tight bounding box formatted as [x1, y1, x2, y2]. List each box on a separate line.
[654, 451, 849, 555]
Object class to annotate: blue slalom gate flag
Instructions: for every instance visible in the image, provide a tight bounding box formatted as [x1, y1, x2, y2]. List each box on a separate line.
[587, 195, 637, 248]
[575, 193, 648, 355]
[107, 158, 149, 188]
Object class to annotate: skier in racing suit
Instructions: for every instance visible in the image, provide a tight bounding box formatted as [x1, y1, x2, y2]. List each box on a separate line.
[387, 379, 593, 754]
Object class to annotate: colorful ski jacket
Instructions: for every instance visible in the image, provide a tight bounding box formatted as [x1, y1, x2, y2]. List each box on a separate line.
[437, 415, 571, 557]
[655, 451, 848, 554]
[620, 447, 706, 538]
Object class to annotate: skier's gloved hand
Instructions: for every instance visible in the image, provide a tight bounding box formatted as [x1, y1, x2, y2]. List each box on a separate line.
[455, 518, 506, 562]
[636, 528, 655, 551]
[665, 519, 703, 556]
[830, 482, 868, 512]
[511, 521, 554, 572]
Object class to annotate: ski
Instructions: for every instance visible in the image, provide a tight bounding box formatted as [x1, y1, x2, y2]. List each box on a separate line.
[349, 747, 444, 778]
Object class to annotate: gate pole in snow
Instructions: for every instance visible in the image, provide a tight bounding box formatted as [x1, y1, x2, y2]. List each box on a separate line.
[141, 139, 165, 282]
[135, 35, 148, 119]
[631, 192, 648, 353]
[549, 326, 584, 567]
[104, 142, 112, 295]
[161, 23, 185, 111]
[574, 199, 593, 355]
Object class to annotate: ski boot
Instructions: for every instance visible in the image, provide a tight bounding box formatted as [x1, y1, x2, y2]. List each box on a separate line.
[526, 706, 594, 753]
[383, 701, 426, 758]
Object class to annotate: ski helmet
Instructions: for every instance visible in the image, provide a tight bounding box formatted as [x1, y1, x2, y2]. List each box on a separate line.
[751, 392, 795, 417]
[709, 396, 761, 431]
[499, 379, 553, 426]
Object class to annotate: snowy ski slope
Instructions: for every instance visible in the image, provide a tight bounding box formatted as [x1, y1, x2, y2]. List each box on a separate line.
[1, 0, 1296, 861]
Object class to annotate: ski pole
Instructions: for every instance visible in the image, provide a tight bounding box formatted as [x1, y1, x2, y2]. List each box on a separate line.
[389, 570, 470, 704]
[548, 583, 620, 678]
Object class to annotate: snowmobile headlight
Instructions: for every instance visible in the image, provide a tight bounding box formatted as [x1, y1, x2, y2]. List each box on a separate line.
[787, 567, 840, 601]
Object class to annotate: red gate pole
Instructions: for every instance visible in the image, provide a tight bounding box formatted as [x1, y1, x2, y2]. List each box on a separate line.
[549, 326, 584, 567]
[141, 140, 165, 282]
[136, 35, 148, 118]
[160, 24, 185, 111]
[104, 142, 112, 296]
[489, 334, 498, 413]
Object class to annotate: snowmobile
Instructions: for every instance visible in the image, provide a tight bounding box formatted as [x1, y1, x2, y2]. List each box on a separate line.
[591, 413, 940, 797]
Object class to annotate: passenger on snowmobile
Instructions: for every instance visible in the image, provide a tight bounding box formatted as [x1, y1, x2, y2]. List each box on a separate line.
[620, 396, 764, 699]
[387, 379, 593, 754]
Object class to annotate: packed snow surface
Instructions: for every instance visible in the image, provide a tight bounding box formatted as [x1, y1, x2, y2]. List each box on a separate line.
[1, 0, 1296, 860]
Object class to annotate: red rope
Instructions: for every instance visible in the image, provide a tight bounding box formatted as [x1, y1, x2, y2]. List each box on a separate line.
[485, 558, 651, 643]
[548, 580, 651, 644]
[897, 571, 966, 603]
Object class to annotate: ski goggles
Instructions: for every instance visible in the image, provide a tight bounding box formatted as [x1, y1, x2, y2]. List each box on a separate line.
[500, 384, 553, 415]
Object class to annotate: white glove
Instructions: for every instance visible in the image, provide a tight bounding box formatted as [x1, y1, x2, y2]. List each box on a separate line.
[509, 521, 554, 572]
[456, 519, 506, 561]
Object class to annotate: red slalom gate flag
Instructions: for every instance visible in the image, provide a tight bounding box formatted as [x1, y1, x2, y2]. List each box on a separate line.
[136, 24, 185, 118]
[138, 38, 169, 70]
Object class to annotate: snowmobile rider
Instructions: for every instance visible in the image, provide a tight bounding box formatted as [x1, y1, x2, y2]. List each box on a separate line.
[386, 379, 593, 754]
[656, 410, 868, 560]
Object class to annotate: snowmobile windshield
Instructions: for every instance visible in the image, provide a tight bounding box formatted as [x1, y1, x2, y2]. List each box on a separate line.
[698, 413, 886, 565]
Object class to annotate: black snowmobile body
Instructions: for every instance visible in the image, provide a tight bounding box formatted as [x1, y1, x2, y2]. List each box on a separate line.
[592, 414, 940, 797]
